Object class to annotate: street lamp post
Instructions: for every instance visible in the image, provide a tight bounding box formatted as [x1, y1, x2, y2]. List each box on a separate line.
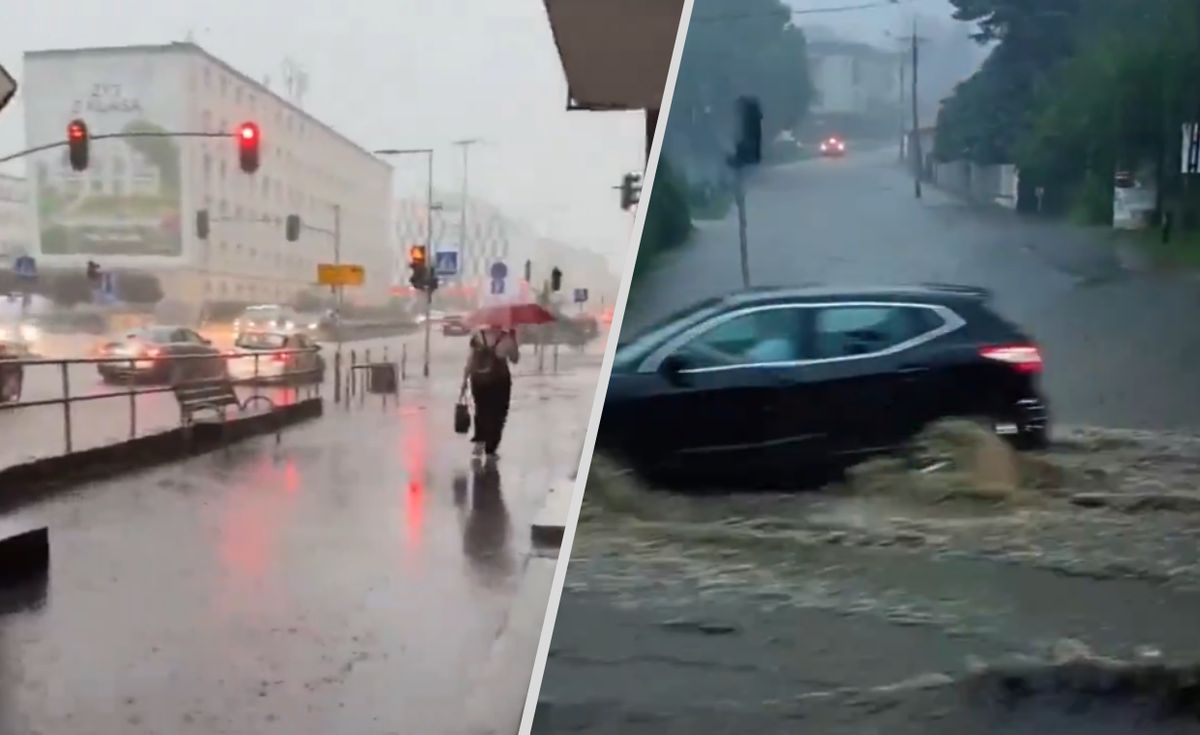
[374, 147, 435, 376]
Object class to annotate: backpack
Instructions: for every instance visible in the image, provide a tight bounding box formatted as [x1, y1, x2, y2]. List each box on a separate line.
[470, 332, 506, 385]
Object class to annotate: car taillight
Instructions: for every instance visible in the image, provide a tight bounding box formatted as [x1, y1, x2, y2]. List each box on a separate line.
[980, 344, 1043, 373]
[144, 347, 162, 358]
[272, 353, 288, 363]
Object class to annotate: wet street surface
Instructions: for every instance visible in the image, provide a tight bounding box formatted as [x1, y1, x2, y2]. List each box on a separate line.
[624, 150, 1200, 433]
[533, 151, 1200, 733]
[0, 333, 603, 735]
[535, 427, 1200, 733]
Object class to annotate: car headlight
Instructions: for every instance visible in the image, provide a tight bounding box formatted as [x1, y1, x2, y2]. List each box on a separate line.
[19, 324, 40, 342]
[0, 327, 9, 341]
[284, 321, 295, 330]
[308, 322, 319, 329]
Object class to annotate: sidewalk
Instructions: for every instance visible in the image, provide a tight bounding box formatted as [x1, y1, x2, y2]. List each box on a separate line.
[0, 334, 602, 735]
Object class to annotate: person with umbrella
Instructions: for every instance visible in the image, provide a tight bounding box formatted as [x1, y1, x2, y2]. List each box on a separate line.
[460, 302, 555, 458]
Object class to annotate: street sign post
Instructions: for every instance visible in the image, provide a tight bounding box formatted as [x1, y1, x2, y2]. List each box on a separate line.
[1182, 123, 1200, 174]
[0, 63, 16, 117]
[317, 263, 365, 287]
[435, 249, 459, 277]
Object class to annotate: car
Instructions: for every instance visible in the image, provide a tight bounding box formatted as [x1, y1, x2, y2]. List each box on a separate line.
[442, 315, 470, 336]
[96, 326, 226, 385]
[0, 320, 38, 357]
[295, 310, 337, 339]
[233, 304, 300, 337]
[600, 285, 1049, 485]
[228, 331, 325, 384]
[819, 136, 846, 157]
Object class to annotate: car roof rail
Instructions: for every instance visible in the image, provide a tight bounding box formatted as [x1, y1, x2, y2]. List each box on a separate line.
[919, 282, 991, 300]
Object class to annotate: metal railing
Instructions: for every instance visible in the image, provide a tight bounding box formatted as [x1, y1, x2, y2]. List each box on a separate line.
[0, 347, 323, 455]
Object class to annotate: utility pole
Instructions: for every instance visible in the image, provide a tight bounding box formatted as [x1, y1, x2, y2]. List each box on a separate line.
[910, 17, 923, 199]
[898, 53, 907, 163]
[454, 139, 480, 305]
[423, 151, 434, 377]
[333, 202, 344, 403]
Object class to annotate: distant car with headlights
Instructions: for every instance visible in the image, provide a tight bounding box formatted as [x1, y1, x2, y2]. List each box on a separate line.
[96, 326, 226, 385]
[0, 320, 39, 356]
[233, 305, 301, 337]
[819, 136, 846, 157]
[228, 331, 324, 384]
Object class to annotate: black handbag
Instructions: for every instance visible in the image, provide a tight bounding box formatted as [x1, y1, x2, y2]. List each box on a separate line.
[454, 400, 471, 435]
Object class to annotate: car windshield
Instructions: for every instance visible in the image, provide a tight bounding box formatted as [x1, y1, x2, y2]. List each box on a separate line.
[235, 333, 287, 350]
[612, 298, 723, 369]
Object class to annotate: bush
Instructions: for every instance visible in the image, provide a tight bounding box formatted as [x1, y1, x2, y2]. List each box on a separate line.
[634, 157, 692, 284]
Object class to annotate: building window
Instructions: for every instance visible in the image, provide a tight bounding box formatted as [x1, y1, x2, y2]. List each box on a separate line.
[219, 199, 228, 215]
[220, 75, 228, 98]
[235, 86, 242, 103]
[219, 159, 227, 183]
[234, 205, 243, 219]
[203, 66, 212, 88]
[249, 94, 256, 111]
[202, 110, 211, 131]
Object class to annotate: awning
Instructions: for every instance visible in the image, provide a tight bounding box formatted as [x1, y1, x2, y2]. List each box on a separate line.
[543, 0, 685, 111]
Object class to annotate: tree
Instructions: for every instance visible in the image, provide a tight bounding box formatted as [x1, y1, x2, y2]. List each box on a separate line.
[634, 157, 692, 285]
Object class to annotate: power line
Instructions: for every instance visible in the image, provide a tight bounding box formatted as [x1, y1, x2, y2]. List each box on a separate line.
[693, 0, 901, 24]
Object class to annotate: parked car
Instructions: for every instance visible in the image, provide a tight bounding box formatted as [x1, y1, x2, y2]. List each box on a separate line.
[600, 285, 1049, 485]
[96, 326, 226, 385]
[442, 315, 470, 336]
[228, 331, 325, 384]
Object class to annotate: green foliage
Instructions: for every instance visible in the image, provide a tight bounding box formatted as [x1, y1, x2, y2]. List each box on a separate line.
[668, 0, 813, 165]
[939, 0, 1200, 223]
[634, 158, 692, 283]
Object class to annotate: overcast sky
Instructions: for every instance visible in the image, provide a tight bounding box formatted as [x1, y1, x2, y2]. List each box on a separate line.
[783, 0, 962, 41]
[0, 0, 647, 271]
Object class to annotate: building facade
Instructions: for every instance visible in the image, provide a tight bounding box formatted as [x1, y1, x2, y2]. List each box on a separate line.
[0, 174, 32, 265]
[22, 42, 394, 314]
[393, 194, 619, 310]
[808, 40, 899, 117]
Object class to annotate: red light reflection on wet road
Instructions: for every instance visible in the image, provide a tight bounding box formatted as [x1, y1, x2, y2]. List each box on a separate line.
[400, 406, 429, 552]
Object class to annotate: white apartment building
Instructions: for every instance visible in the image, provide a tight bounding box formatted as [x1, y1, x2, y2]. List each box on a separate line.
[22, 42, 394, 312]
[0, 174, 32, 264]
[393, 195, 619, 309]
[808, 40, 899, 117]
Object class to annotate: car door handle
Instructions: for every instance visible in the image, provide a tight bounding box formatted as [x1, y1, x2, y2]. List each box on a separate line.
[895, 364, 929, 376]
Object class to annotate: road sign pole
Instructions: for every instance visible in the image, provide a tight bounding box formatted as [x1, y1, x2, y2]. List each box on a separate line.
[333, 203, 343, 404]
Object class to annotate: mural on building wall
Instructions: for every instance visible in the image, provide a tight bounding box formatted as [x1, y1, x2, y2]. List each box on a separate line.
[26, 62, 185, 257]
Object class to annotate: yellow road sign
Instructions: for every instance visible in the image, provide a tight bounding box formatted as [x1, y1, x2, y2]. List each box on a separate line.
[317, 263, 365, 287]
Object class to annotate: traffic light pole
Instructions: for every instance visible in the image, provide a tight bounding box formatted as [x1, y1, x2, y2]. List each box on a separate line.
[333, 204, 344, 403]
[734, 166, 751, 288]
[0, 130, 234, 166]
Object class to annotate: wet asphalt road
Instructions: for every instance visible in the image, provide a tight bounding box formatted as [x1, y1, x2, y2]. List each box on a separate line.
[623, 148, 1200, 433]
[0, 333, 604, 735]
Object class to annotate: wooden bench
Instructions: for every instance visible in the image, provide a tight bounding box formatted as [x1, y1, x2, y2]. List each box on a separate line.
[173, 378, 279, 443]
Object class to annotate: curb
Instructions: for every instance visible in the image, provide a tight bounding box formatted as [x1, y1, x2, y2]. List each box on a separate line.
[531, 477, 576, 551]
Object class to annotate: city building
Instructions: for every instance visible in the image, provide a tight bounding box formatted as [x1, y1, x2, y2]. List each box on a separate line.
[807, 40, 900, 118]
[393, 194, 619, 310]
[22, 42, 394, 316]
[0, 174, 32, 265]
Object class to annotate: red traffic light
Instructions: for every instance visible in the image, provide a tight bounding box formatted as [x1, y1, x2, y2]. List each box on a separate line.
[67, 118, 89, 171]
[237, 121, 260, 173]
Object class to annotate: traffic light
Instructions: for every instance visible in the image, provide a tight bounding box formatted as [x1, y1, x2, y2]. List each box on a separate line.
[195, 209, 210, 240]
[550, 267, 562, 292]
[523, 259, 532, 283]
[237, 121, 260, 173]
[86, 260, 101, 284]
[733, 96, 763, 167]
[409, 245, 428, 289]
[620, 172, 643, 210]
[285, 214, 301, 242]
[67, 119, 89, 171]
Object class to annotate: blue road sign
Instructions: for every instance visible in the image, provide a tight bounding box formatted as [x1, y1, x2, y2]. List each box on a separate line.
[489, 278, 505, 296]
[489, 261, 508, 280]
[13, 255, 36, 279]
[573, 288, 589, 304]
[435, 250, 459, 277]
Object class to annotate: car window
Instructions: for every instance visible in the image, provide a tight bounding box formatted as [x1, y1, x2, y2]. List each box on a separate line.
[236, 333, 287, 350]
[677, 308, 804, 368]
[812, 306, 937, 359]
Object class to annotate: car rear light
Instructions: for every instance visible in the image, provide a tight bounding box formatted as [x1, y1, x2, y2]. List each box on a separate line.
[272, 353, 288, 363]
[979, 344, 1043, 373]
